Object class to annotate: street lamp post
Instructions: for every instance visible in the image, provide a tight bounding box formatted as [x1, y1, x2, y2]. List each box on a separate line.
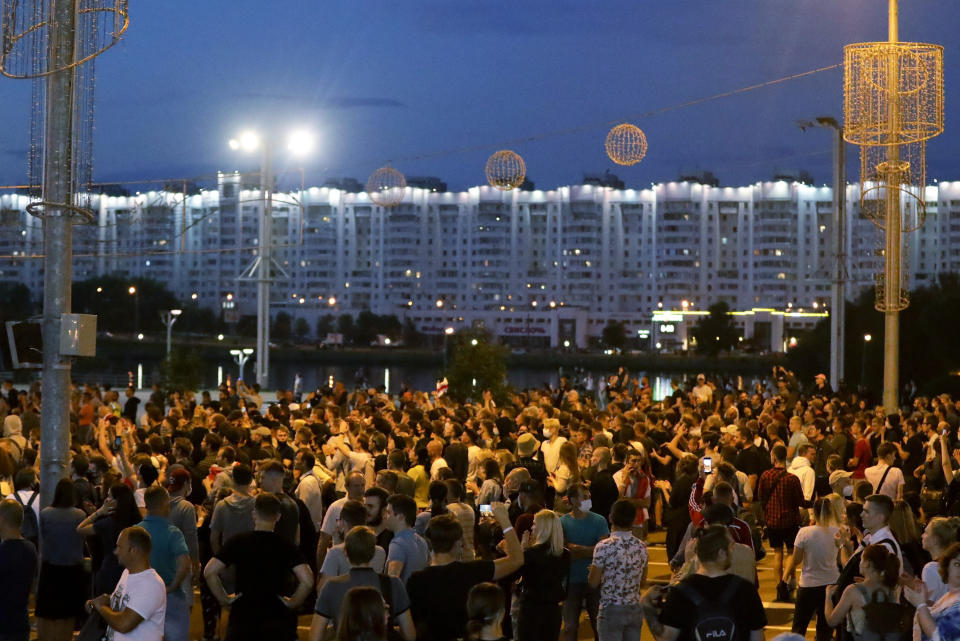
[798, 117, 846, 391]
[231, 129, 313, 390]
[128, 285, 139, 334]
[230, 348, 255, 380]
[861, 333, 872, 393]
[443, 326, 454, 370]
[161, 309, 182, 359]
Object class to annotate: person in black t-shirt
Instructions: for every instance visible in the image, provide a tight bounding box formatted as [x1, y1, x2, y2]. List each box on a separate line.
[642, 524, 767, 641]
[406, 503, 522, 641]
[0, 498, 38, 641]
[204, 493, 313, 641]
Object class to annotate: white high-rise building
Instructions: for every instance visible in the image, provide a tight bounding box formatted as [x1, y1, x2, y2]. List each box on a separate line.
[2, 174, 959, 351]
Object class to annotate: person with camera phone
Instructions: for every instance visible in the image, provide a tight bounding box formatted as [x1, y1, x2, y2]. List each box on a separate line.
[641, 524, 766, 641]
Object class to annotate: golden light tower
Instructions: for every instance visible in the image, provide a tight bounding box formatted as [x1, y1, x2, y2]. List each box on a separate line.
[843, 0, 943, 411]
[485, 150, 526, 191]
[366, 166, 406, 207]
[605, 123, 648, 166]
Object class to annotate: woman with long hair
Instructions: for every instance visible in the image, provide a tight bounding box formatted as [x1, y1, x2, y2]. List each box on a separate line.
[415, 480, 448, 536]
[515, 509, 570, 641]
[36, 478, 87, 641]
[919, 516, 960, 602]
[77, 482, 141, 595]
[336, 586, 388, 641]
[783, 497, 842, 641]
[824, 543, 901, 638]
[466, 582, 507, 641]
[890, 499, 930, 577]
[552, 441, 580, 498]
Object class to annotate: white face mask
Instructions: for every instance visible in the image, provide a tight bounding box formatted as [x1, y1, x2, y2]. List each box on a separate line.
[579, 498, 593, 512]
[543, 428, 553, 439]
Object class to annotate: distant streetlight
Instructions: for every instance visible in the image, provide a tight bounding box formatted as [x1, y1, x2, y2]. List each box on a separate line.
[217, 334, 224, 341]
[436, 299, 444, 309]
[161, 309, 182, 359]
[471, 338, 478, 346]
[327, 296, 337, 307]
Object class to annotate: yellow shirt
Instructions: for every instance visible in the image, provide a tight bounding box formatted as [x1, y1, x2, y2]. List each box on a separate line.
[409, 464, 430, 509]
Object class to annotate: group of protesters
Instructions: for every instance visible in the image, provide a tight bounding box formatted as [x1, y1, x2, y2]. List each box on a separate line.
[1, 365, 960, 641]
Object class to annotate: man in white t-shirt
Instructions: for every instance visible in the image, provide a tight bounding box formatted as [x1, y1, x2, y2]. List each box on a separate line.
[88, 525, 166, 641]
[863, 443, 905, 500]
[540, 418, 568, 474]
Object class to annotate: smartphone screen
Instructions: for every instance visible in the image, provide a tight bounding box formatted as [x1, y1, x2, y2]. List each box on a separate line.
[703, 457, 713, 474]
[479, 504, 493, 517]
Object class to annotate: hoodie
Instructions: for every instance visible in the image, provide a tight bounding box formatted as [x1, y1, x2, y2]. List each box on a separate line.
[787, 456, 815, 502]
[210, 493, 255, 549]
[2, 415, 27, 461]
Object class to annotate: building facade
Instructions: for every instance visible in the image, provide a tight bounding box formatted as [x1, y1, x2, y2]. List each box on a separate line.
[1, 174, 957, 350]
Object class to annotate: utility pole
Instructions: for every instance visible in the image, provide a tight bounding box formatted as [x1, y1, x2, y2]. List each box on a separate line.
[881, 0, 901, 412]
[256, 140, 273, 390]
[39, 0, 78, 507]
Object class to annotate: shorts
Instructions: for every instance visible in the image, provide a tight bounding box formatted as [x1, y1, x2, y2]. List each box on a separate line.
[766, 526, 799, 550]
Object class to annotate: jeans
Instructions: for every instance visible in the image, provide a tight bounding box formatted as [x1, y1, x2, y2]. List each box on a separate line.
[164, 589, 191, 641]
[563, 582, 600, 641]
[597, 604, 644, 641]
[793, 584, 833, 641]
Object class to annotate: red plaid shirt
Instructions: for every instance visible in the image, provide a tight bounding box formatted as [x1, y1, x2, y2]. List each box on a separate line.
[757, 466, 805, 528]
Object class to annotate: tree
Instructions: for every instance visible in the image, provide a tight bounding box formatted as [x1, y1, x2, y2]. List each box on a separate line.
[402, 318, 425, 347]
[601, 321, 627, 351]
[73, 275, 180, 334]
[159, 347, 204, 394]
[444, 330, 510, 404]
[337, 314, 355, 344]
[272, 312, 292, 342]
[316, 314, 335, 340]
[293, 317, 310, 342]
[692, 302, 739, 357]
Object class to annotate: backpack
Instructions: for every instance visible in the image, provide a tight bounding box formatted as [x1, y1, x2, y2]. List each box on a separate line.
[13, 490, 39, 544]
[673, 577, 741, 641]
[855, 585, 913, 641]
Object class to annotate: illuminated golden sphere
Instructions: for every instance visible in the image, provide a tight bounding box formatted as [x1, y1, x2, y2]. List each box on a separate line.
[485, 150, 526, 191]
[366, 167, 406, 207]
[605, 124, 648, 166]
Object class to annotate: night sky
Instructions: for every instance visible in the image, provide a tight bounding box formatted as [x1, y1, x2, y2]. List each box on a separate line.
[0, 1, 957, 191]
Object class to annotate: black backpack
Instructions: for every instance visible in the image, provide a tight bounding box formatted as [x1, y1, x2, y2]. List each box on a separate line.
[13, 491, 39, 545]
[673, 577, 741, 641]
[855, 585, 913, 641]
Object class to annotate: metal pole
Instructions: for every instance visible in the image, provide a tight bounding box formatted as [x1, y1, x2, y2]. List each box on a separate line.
[882, 0, 901, 412]
[256, 141, 273, 390]
[165, 315, 173, 358]
[39, 0, 78, 507]
[829, 123, 846, 391]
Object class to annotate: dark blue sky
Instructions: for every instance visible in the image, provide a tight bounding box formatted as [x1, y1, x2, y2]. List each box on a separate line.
[0, 1, 956, 191]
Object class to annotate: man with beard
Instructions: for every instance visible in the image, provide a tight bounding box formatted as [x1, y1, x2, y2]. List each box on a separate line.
[642, 525, 766, 641]
[363, 486, 393, 550]
[294, 450, 325, 532]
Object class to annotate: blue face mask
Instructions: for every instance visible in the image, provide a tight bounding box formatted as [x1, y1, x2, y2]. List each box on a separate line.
[579, 498, 592, 512]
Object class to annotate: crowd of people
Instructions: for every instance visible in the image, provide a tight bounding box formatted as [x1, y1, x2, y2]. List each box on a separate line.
[1, 366, 960, 641]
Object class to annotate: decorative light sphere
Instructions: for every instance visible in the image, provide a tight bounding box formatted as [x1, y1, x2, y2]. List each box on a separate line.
[366, 167, 406, 207]
[605, 124, 648, 166]
[485, 150, 526, 191]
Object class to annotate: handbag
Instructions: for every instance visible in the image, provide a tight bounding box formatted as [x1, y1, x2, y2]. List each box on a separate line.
[76, 611, 108, 641]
